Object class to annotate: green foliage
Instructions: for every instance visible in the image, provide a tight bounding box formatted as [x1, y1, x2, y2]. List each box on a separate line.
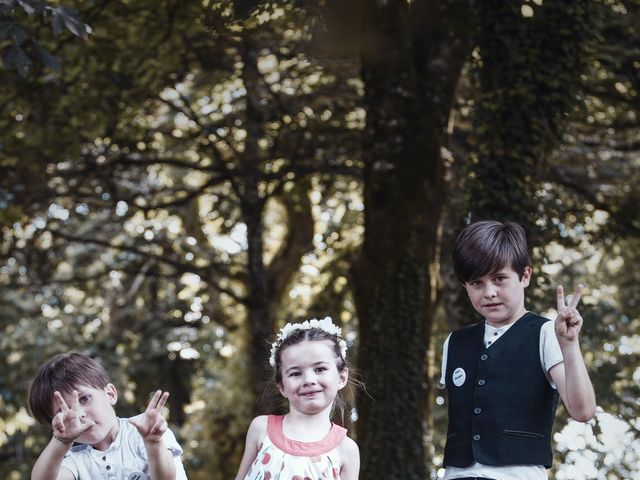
[0, 0, 89, 77]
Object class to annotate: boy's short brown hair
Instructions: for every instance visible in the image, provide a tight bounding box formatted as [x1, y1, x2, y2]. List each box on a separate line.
[453, 220, 531, 283]
[28, 352, 111, 425]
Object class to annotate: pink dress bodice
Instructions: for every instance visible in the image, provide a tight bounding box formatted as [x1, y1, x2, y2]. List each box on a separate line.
[243, 415, 347, 480]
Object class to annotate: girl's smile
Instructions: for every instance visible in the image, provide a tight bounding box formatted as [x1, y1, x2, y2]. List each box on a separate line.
[301, 390, 321, 396]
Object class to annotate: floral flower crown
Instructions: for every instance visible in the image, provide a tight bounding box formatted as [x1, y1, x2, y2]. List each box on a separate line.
[269, 316, 348, 367]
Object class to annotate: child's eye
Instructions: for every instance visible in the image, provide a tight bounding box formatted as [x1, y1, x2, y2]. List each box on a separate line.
[315, 366, 328, 373]
[79, 395, 91, 403]
[288, 371, 301, 377]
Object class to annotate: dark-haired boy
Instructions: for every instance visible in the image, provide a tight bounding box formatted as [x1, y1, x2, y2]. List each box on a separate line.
[28, 352, 188, 480]
[440, 220, 596, 480]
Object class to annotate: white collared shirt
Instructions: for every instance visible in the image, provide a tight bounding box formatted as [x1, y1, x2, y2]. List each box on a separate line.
[61, 416, 188, 480]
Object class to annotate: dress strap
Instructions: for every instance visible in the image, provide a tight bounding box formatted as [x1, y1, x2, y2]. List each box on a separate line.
[267, 415, 347, 456]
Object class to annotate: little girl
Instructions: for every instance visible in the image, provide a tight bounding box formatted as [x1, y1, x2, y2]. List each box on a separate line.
[234, 317, 360, 480]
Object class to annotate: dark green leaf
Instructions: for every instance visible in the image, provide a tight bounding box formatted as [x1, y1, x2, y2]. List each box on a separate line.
[55, 5, 89, 39]
[0, 21, 13, 40]
[0, 0, 18, 15]
[4, 44, 32, 77]
[16, 0, 38, 16]
[34, 41, 60, 72]
[10, 23, 29, 45]
[51, 9, 65, 36]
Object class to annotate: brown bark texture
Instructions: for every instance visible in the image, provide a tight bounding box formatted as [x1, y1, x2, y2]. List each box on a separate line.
[350, 1, 476, 478]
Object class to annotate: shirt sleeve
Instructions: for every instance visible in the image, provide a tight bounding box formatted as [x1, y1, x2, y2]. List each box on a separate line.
[439, 334, 451, 388]
[161, 427, 183, 456]
[128, 415, 188, 479]
[539, 320, 564, 387]
[162, 427, 188, 480]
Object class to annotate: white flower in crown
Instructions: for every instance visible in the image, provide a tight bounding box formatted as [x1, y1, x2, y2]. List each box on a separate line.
[269, 316, 347, 367]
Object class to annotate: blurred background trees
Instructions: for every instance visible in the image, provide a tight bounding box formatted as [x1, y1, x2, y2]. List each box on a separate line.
[1, 0, 638, 479]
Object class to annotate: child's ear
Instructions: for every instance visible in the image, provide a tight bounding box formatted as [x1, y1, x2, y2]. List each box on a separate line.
[105, 383, 118, 405]
[338, 368, 349, 390]
[276, 383, 285, 397]
[521, 266, 532, 287]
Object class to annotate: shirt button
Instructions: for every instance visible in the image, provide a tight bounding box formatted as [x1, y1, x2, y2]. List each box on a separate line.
[102, 456, 107, 461]
[478, 379, 486, 386]
[106, 466, 111, 470]
[473, 434, 481, 441]
[480, 354, 488, 361]
[474, 407, 482, 414]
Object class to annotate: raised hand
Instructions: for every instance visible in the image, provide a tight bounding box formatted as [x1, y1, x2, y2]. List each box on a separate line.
[51, 391, 95, 444]
[129, 390, 170, 443]
[555, 284, 584, 344]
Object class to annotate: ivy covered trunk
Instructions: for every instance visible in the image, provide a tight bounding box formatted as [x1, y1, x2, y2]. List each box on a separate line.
[351, 1, 475, 478]
[469, 0, 598, 236]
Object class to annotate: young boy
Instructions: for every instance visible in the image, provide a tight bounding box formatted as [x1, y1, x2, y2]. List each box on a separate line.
[440, 220, 596, 480]
[28, 352, 188, 480]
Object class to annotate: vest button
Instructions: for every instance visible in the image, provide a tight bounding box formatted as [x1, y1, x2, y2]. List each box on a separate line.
[480, 354, 488, 361]
[473, 434, 481, 441]
[478, 379, 486, 386]
[474, 407, 482, 414]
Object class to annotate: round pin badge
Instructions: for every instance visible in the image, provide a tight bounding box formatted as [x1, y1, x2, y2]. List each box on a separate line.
[127, 471, 149, 480]
[452, 367, 466, 387]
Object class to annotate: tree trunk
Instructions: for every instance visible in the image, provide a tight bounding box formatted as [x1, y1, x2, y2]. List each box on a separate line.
[240, 33, 274, 414]
[351, 1, 475, 478]
[240, 34, 316, 414]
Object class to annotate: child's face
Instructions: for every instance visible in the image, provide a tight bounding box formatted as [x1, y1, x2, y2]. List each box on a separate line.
[53, 384, 119, 450]
[464, 265, 532, 327]
[277, 340, 348, 416]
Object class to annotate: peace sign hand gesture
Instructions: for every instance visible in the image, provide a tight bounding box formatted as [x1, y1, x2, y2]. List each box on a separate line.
[129, 390, 170, 444]
[555, 284, 585, 345]
[51, 391, 95, 444]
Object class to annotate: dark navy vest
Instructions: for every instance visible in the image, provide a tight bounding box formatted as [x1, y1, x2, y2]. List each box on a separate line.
[444, 312, 558, 468]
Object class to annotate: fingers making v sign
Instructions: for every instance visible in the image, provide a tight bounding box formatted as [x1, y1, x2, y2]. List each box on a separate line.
[51, 391, 95, 444]
[129, 390, 170, 443]
[555, 284, 585, 345]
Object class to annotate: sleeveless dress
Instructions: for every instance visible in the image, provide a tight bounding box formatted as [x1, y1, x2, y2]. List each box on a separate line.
[243, 415, 346, 480]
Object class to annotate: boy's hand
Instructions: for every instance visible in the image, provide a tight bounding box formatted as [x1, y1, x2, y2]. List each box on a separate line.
[129, 390, 170, 444]
[555, 284, 584, 345]
[51, 391, 95, 444]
